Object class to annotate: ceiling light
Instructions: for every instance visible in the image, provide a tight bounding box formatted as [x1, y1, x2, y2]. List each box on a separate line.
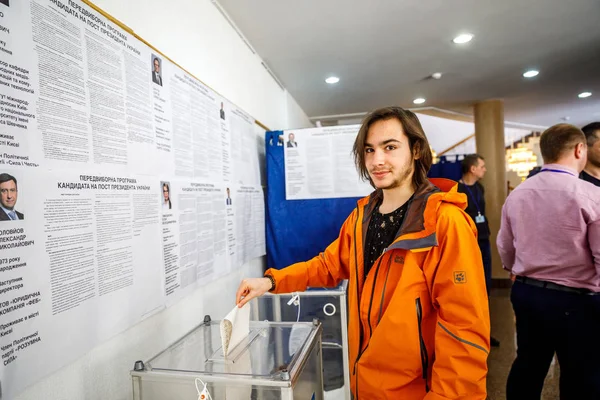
[578, 91, 592, 98]
[452, 33, 473, 44]
[523, 70, 539, 78]
[431, 72, 443, 80]
[325, 76, 340, 84]
[413, 98, 426, 105]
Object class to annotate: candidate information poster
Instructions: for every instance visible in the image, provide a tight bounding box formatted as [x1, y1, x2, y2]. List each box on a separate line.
[283, 125, 373, 200]
[1, 170, 164, 398]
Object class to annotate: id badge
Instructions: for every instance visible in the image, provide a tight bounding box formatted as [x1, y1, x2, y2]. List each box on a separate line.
[475, 214, 485, 224]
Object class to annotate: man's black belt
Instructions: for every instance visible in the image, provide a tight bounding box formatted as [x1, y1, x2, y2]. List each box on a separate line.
[515, 276, 599, 295]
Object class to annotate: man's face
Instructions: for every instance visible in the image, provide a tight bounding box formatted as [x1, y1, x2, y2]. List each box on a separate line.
[365, 118, 415, 190]
[163, 186, 169, 201]
[587, 134, 600, 169]
[154, 59, 160, 73]
[289, 133, 295, 142]
[0, 180, 17, 210]
[471, 158, 487, 180]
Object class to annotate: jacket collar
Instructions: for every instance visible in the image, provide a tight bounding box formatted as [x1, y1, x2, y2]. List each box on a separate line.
[358, 178, 466, 251]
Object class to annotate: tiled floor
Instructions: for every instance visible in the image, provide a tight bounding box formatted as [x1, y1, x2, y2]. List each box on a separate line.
[487, 288, 560, 400]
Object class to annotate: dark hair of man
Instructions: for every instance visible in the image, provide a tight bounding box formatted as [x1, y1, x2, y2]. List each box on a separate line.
[352, 106, 433, 189]
[461, 154, 484, 175]
[539, 123, 586, 164]
[0, 173, 17, 187]
[581, 122, 600, 146]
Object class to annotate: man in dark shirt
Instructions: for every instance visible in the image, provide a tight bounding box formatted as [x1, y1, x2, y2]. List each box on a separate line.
[526, 166, 542, 179]
[580, 122, 600, 187]
[458, 154, 499, 347]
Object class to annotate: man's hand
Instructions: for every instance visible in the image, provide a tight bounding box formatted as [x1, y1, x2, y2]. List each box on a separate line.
[236, 277, 272, 308]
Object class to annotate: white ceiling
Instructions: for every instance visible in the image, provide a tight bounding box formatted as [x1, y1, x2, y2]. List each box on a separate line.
[218, 0, 600, 129]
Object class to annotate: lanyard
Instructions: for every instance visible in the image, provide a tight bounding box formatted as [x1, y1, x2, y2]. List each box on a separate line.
[539, 168, 577, 177]
[461, 182, 482, 214]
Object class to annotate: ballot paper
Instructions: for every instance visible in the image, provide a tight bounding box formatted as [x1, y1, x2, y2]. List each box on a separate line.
[220, 304, 251, 357]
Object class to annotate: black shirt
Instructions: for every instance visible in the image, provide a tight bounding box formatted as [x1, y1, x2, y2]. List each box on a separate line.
[457, 181, 490, 240]
[580, 170, 600, 187]
[363, 199, 410, 278]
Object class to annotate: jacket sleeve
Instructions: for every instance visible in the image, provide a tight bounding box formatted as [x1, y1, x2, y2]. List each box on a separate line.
[423, 204, 490, 400]
[496, 200, 516, 271]
[265, 209, 355, 294]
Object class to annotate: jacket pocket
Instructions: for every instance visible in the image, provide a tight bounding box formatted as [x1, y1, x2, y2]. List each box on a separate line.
[416, 297, 430, 393]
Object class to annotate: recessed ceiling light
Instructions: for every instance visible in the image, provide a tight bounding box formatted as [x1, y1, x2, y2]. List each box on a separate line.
[325, 76, 340, 84]
[413, 98, 426, 105]
[431, 72, 443, 80]
[452, 33, 473, 44]
[578, 91, 592, 98]
[523, 70, 539, 78]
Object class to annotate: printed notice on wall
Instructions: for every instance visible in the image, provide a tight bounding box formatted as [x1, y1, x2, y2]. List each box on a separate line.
[0, 0, 263, 397]
[160, 180, 230, 306]
[230, 107, 261, 186]
[283, 125, 373, 200]
[234, 185, 266, 266]
[1, 169, 165, 398]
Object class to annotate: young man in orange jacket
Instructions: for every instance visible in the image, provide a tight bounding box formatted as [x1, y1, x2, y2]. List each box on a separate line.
[237, 107, 490, 399]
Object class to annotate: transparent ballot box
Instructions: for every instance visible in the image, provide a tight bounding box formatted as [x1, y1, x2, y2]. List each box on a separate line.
[250, 282, 350, 399]
[131, 316, 324, 400]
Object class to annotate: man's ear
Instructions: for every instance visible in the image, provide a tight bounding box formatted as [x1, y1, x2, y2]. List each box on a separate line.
[575, 142, 586, 160]
[412, 143, 421, 160]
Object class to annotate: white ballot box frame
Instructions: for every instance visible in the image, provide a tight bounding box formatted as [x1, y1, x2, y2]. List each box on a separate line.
[131, 317, 324, 400]
[251, 281, 350, 400]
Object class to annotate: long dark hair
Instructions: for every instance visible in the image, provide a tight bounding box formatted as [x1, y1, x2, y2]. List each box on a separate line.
[352, 106, 433, 189]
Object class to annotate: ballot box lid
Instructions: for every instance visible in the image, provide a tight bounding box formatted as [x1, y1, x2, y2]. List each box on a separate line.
[143, 319, 321, 382]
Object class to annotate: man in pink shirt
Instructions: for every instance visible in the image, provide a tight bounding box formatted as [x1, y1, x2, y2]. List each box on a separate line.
[498, 123, 600, 399]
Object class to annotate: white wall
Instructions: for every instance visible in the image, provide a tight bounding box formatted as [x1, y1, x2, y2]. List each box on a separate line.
[15, 0, 311, 398]
[285, 90, 314, 130]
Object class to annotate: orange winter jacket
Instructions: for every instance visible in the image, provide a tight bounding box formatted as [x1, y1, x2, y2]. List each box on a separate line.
[266, 178, 490, 399]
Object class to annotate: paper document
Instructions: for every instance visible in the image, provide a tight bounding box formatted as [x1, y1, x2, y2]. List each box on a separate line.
[220, 304, 250, 357]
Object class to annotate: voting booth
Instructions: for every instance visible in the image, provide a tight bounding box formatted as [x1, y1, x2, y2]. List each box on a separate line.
[131, 317, 324, 400]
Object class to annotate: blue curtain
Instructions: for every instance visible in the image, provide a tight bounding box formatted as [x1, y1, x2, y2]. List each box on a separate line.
[265, 131, 360, 271]
[428, 155, 464, 181]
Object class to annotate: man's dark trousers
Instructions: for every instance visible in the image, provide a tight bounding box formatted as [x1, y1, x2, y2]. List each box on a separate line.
[478, 238, 492, 295]
[507, 280, 600, 399]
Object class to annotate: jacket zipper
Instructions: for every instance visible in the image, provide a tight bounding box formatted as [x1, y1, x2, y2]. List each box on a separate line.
[365, 257, 384, 343]
[416, 298, 430, 393]
[377, 255, 394, 324]
[353, 250, 388, 398]
[352, 205, 363, 399]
